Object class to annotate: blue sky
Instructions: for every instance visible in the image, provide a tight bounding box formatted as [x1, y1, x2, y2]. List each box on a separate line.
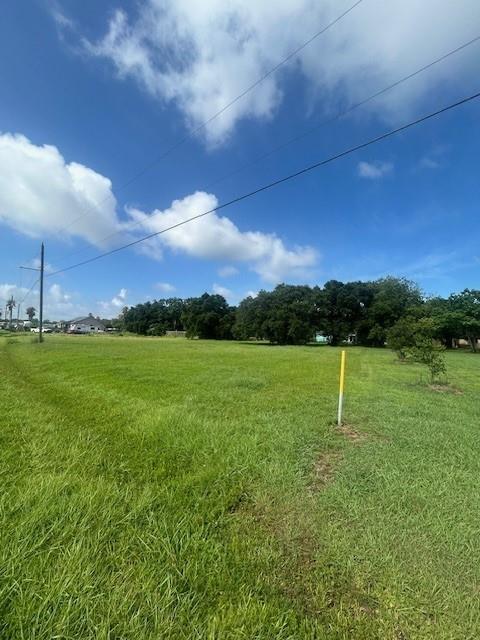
[0, 0, 479, 319]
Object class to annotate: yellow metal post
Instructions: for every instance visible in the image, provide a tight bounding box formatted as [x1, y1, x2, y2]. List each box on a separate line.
[337, 350, 346, 426]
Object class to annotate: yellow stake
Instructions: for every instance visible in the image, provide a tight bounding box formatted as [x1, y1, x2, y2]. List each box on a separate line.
[337, 349, 346, 426]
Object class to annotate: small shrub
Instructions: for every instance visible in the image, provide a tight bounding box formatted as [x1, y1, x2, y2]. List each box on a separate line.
[388, 317, 448, 382]
[406, 338, 447, 383]
[387, 316, 417, 360]
[147, 324, 167, 337]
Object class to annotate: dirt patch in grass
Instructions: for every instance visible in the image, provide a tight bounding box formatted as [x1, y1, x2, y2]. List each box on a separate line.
[337, 423, 367, 442]
[309, 424, 367, 492]
[309, 451, 343, 492]
[428, 384, 463, 395]
[232, 495, 321, 612]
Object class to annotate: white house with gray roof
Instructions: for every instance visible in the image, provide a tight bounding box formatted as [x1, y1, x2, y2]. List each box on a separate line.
[68, 314, 105, 334]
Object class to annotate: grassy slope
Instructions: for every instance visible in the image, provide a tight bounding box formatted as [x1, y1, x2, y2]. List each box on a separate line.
[0, 336, 479, 639]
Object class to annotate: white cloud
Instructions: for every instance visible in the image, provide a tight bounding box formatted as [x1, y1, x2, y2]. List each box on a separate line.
[52, 5, 75, 33]
[83, 0, 480, 145]
[417, 146, 447, 170]
[0, 282, 78, 321]
[100, 287, 128, 315]
[357, 161, 393, 179]
[25, 257, 55, 274]
[1, 281, 131, 321]
[0, 133, 316, 283]
[155, 282, 176, 293]
[0, 284, 30, 309]
[419, 157, 440, 170]
[112, 287, 127, 307]
[212, 283, 234, 302]
[218, 265, 239, 278]
[0, 133, 121, 246]
[127, 191, 318, 283]
[49, 283, 71, 304]
[43, 283, 79, 319]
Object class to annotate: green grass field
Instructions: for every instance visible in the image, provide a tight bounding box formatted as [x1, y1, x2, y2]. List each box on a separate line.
[1, 335, 479, 639]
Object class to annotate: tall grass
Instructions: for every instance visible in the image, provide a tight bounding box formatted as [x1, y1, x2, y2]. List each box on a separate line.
[1, 336, 479, 638]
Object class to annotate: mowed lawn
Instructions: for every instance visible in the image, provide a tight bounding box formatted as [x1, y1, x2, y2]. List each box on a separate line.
[1, 336, 479, 639]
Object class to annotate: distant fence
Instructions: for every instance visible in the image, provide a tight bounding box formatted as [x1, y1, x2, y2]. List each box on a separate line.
[165, 330, 187, 338]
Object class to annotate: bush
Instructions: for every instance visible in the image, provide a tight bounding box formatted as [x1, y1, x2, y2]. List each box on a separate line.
[388, 317, 447, 383]
[406, 338, 447, 383]
[387, 316, 417, 360]
[147, 324, 167, 337]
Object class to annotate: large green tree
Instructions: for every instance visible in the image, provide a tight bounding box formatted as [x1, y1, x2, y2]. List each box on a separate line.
[447, 289, 480, 352]
[316, 280, 369, 345]
[122, 298, 187, 335]
[234, 285, 317, 345]
[182, 294, 235, 339]
[357, 277, 423, 346]
[114, 279, 478, 352]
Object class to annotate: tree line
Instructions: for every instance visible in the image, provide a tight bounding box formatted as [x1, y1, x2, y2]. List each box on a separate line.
[120, 278, 480, 352]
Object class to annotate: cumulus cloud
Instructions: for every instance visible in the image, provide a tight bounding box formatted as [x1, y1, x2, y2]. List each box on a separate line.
[0, 281, 83, 320]
[0, 132, 316, 283]
[155, 282, 176, 293]
[53, 285, 129, 319]
[112, 287, 127, 307]
[212, 283, 234, 302]
[357, 160, 393, 179]
[127, 191, 318, 283]
[0, 283, 29, 308]
[218, 265, 239, 278]
[43, 283, 79, 319]
[83, 0, 480, 145]
[100, 287, 128, 314]
[49, 283, 71, 304]
[19, 257, 55, 275]
[1, 281, 132, 321]
[0, 133, 121, 246]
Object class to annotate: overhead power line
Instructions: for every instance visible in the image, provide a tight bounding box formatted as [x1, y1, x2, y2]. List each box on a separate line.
[0, 274, 37, 310]
[46, 0, 365, 242]
[47, 89, 480, 279]
[204, 35, 480, 189]
[49, 33, 480, 263]
[17, 277, 40, 307]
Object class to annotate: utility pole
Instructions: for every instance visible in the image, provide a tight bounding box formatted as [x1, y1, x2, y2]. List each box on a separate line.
[39, 242, 44, 343]
[20, 242, 45, 343]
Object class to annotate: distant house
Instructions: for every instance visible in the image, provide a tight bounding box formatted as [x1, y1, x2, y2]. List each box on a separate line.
[68, 314, 105, 334]
[454, 338, 480, 350]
